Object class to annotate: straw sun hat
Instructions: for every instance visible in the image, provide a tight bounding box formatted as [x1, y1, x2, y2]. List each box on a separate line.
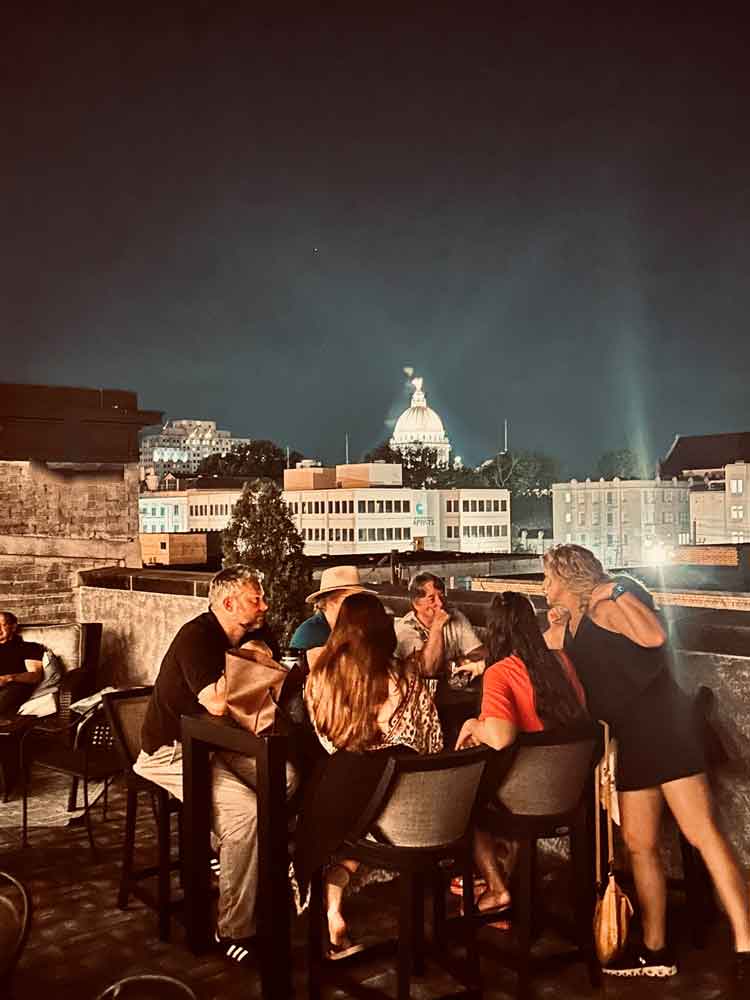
[305, 565, 374, 604]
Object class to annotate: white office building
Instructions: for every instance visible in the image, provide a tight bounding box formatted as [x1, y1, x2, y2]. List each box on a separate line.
[139, 420, 251, 477]
[552, 477, 690, 568]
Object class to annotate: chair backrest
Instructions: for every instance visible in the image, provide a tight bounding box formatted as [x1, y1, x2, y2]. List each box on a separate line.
[366, 747, 491, 848]
[492, 722, 602, 820]
[102, 687, 154, 769]
[18, 621, 101, 676]
[0, 871, 32, 987]
[94, 974, 197, 1000]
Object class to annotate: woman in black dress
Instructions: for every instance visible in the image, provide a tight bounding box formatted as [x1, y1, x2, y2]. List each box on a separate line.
[543, 544, 750, 985]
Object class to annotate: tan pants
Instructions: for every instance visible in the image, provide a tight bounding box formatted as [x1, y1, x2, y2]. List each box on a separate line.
[134, 743, 297, 939]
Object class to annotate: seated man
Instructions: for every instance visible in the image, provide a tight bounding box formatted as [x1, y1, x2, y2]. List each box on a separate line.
[133, 565, 296, 965]
[289, 566, 373, 667]
[0, 611, 44, 717]
[395, 572, 487, 679]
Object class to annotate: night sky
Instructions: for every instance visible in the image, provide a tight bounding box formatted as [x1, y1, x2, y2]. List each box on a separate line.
[5, 7, 749, 477]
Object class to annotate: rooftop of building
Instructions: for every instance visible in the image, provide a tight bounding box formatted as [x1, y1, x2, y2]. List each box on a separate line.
[660, 431, 750, 478]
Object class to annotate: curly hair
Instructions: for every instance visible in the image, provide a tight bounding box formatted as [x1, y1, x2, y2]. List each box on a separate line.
[543, 544, 610, 611]
[307, 592, 409, 752]
[486, 591, 586, 728]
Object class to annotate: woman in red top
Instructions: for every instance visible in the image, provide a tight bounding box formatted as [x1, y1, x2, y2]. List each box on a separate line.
[455, 591, 587, 911]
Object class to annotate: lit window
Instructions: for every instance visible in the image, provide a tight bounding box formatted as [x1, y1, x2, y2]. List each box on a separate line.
[731, 506, 744, 520]
[730, 479, 744, 495]
[565, 512, 572, 523]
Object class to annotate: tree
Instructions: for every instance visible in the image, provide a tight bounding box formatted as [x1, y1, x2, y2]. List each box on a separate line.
[478, 450, 560, 496]
[222, 479, 311, 645]
[362, 440, 447, 489]
[594, 448, 649, 481]
[197, 440, 305, 485]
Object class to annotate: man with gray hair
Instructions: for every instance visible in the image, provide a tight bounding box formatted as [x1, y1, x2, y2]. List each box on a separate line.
[134, 564, 295, 966]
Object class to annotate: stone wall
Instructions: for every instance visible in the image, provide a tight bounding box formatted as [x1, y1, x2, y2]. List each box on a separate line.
[0, 460, 141, 623]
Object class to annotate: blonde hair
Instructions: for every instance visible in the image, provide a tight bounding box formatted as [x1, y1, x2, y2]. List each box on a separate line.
[543, 544, 610, 612]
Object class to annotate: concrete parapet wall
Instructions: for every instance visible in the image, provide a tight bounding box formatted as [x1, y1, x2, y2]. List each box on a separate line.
[78, 586, 207, 687]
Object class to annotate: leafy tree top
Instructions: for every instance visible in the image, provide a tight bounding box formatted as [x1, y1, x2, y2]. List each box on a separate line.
[222, 479, 310, 646]
[594, 448, 650, 481]
[197, 440, 305, 485]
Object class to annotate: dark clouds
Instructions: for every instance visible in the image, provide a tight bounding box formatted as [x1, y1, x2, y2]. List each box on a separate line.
[4, 7, 749, 475]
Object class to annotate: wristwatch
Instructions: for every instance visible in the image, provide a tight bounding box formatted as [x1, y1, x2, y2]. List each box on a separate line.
[610, 582, 628, 602]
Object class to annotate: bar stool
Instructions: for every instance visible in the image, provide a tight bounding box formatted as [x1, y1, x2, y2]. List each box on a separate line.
[102, 688, 183, 942]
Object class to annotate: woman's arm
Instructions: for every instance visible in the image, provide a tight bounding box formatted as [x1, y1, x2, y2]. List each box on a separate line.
[455, 716, 517, 751]
[589, 586, 666, 648]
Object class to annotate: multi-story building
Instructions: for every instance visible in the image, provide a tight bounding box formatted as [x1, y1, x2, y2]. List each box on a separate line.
[552, 478, 690, 567]
[283, 464, 510, 555]
[138, 464, 512, 554]
[139, 419, 251, 477]
[660, 433, 750, 545]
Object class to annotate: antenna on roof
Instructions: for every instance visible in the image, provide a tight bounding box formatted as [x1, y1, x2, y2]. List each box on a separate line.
[345, 433, 350, 464]
[286, 446, 290, 469]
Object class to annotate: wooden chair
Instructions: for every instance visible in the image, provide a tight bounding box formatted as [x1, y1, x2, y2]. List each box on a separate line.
[308, 745, 494, 1000]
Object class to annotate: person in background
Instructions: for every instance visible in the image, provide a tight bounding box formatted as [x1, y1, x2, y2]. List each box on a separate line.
[456, 591, 587, 911]
[289, 565, 373, 666]
[0, 611, 44, 717]
[305, 591, 443, 957]
[543, 544, 750, 990]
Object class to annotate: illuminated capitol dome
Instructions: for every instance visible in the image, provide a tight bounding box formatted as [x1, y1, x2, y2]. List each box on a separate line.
[390, 376, 451, 466]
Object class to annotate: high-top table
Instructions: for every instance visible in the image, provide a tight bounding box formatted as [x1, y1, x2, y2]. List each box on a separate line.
[181, 714, 291, 1000]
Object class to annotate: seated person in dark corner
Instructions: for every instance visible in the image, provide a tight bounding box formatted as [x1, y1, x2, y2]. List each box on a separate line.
[455, 591, 587, 912]
[289, 565, 373, 664]
[133, 565, 297, 967]
[0, 611, 44, 717]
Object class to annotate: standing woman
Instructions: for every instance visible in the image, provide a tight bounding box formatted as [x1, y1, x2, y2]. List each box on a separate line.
[455, 591, 588, 911]
[543, 544, 750, 987]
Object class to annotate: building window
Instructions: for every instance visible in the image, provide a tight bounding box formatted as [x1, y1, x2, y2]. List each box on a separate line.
[663, 511, 674, 523]
[493, 500, 499, 512]
[368, 528, 376, 541]
[404, 527, 411, 539]
[731, 532, 745, 543]
[565, 511, 572, 523]
[376, 500, 384, 514]
[394, 527, 402, 540]
[358, 500, 365, 513]
[386, 500, 393, 513]
[386, 527, 394, 540]
[394, 500, 402, 513]
[335, 528, 342, 541]
[730, 478, 744, 495]
[478, 525, 485, 537]
[492, 524, 499, 536]
[606, 512, 614, 526]
[463, 526, 470, 537]
[565, 492, 571, 503]
[501, 525, 508, 537]
[367, 500, 375, 513]
[377, 527, 385, 541]
[501, 499, 507, 512]
[446, 525, 453, 539]
[151, 507, 156, 516]
[471, 525, 478, 537]
[358, 528, 366, 541]
[478, 500, 485, 512]
[174, 505, 179, 514]
[463, 500, 469, 512]
[577, 511, 585, 526]
[731, 506, 744, 520]
[606, 492, 614, 505]
[607, 533, 615, 546]
[470, 500, 477, 512]
[328, 529, 334, 541]
[579, 534, 586, 544]
[679, 532, 691, 544]
[664, 490, 673, 503]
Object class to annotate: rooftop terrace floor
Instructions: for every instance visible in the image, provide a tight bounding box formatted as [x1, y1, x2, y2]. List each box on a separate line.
[1, 782, 739, 999]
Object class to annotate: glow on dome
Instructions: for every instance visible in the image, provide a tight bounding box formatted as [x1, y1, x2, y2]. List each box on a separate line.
[390, 376, 451, 466]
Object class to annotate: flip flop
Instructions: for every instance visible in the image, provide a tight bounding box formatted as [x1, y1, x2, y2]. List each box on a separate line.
[326, 939, 366, 961]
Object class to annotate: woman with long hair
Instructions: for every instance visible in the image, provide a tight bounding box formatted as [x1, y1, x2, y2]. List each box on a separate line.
[305, 591, 442, 956]
[455, 591, 587, 911]
[543, 544, 750, 986]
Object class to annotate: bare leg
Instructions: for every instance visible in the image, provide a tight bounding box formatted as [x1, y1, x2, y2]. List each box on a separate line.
[619, 787, 666, 951]
[325, 859, 360, 948]
[473, 829, 512, 911]
[662, 773, 750, 951]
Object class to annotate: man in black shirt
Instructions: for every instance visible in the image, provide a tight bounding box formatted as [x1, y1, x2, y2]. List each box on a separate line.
[0, 611, 44, 717]
[134, 565, 296, 964]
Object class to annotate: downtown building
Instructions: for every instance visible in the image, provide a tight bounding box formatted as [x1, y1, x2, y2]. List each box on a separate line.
[282, 463, 511, 555]
[139, 419, 251, 478]
[659, 433, 750, 545]
[552, 477, 690, 568]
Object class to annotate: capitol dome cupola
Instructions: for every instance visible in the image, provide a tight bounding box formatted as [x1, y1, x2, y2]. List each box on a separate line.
[390, 376, 451, 466]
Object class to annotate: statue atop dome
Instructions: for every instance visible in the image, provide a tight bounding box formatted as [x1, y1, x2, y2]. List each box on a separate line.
[390, 374, 451, 467]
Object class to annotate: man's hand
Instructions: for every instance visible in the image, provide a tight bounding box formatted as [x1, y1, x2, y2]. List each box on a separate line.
[430, 606, 450, 632]
[455, 717, 481, 750]
[589, 581, 615, 608]
[547, 606, 570, 627]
